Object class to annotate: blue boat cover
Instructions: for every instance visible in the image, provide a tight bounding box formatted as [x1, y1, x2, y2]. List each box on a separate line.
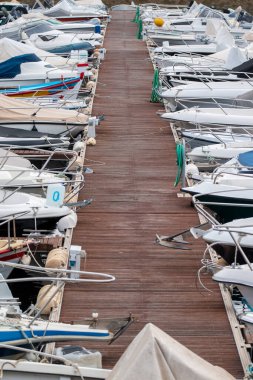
[238, 150, 253, 167]
[0, 54, 41, 79]
[49, 42, 93, 54]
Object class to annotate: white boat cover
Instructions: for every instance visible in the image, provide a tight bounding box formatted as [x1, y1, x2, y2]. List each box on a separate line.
[44, 0, 107, 16]
[244, 31, 253, 42]
[0, 94, 88, 124]
[44, 0, 74, 16]
[215, 27, 235, 52]
[245, 43, 253, 59]
[74, 0, 105, 6]
[0, 148, 31, 168]
[205, 19, 227, 37]
[0, 38, 40, 63]
[0, 37, 79, 71]
[107, 323, 235, 380]
[22, 12, 51, 21]
[210, 46, 247, 69]
[23, 42, 79, 68]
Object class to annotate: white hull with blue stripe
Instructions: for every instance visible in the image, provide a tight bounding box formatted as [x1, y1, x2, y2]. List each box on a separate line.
[0, 315, 112, 346]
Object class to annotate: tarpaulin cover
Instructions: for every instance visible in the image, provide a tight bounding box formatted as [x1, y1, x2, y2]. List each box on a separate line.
[0, 37, 78, 68]
[0, 54, 40, 79]
[238, 150, 253, 167]
[0, 94, 88, 124]
[0, 38, 41, 63]
[211, 46, 247, 69]
[108, 324, 235, 380]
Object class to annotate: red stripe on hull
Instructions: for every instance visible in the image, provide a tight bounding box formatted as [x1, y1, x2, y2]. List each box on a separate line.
[0, 250, 26, 261]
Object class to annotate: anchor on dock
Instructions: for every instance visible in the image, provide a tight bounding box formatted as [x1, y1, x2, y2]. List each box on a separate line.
[155, 222, 210, 250]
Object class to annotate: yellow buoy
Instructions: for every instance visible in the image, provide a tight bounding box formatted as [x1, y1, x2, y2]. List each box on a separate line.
[154, 17, 164, 27]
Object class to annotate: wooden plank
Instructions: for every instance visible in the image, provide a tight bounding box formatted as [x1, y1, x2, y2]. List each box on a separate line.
[60, 11, 244, 378]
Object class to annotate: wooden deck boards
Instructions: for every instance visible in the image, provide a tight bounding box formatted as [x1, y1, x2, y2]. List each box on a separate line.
[60, 11, 243, 377]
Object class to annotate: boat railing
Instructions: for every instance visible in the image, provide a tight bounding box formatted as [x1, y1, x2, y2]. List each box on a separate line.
[181, 124, 253, 136]
[0, 209, 31, 240]
[27, 86, 86, 101]
[181, 128, 231, 145]
[203, 226, 253, 271]
[25, 95, 88, 110]
[192, 197, 253, 269]
[175, 96, 253, 114]
[0, 146, 80, 174]
[175, 97, 227, 115]
[0, 104, 87, 119]
[211, 168, 253, 182]
[9, 146, 80, 174]
[0, 147, 18, 170]
[0, 169, 84, 197]
[141, 3, 187, 10]
[160, 62, 218, 89]
[160, 60, 253, 81]
[0, 263, 116, 328]
[0, 260, 116, 286]
[170, 62, 224, 86]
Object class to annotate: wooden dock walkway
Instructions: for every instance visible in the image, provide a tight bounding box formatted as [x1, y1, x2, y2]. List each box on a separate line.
[60, 11, 243, 378]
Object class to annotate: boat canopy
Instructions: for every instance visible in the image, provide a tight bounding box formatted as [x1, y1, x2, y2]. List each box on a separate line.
[44, 0, 107, 17]
[0, 37, 79, 74]
[108, 323, 235, 380]
[44, 0, 78, 17]
[0, 94, 88, 124]
[0, 54, 40, 79]
[238, 151, 253, 167]
[0, 38, 41, 63]
[205, 19, 227, 37]
[72, 0, 106, 7]
[210, 46, 247, 69]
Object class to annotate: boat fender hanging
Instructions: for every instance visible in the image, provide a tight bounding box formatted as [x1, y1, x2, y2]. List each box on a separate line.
[85, 106, 92, 115]
[21, 254, 31, 266]
[185, 163, 199, 178]
[87, 137, 96, 146]
[57, 211, 77, 232]
[36, 285, 61, 315]
[85, 96, 92, 104]
[93, 51, 100, 58]
[86, 81, 95, 90]
[73, 141, 86, 152]
[45, 247, 68, 269]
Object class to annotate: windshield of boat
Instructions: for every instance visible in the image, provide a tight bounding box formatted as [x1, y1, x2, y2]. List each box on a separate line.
[22, 21, 54, 37]
[198, 7, 225, 20]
